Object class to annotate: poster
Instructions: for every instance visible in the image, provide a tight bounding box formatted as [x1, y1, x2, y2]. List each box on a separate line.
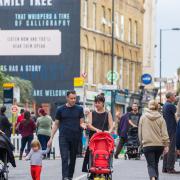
[0, 0, 80, 103]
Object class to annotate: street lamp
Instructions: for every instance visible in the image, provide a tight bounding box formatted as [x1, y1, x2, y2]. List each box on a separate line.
[111, 0, 115, 118]
[159, 28, 180, 103]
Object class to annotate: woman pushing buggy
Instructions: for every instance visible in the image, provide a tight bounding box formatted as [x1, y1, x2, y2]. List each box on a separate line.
[82, 94, 114, 180]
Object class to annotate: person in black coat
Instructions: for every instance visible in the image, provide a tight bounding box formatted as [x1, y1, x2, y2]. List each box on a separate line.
[176, 120, 180, 155]
[0, 106, 12, 139]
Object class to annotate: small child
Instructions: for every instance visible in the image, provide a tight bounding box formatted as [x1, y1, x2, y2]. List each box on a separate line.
[25, 139, 50, 180]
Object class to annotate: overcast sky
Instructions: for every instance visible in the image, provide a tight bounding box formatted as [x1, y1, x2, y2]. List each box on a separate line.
[155, 0, 180, 78]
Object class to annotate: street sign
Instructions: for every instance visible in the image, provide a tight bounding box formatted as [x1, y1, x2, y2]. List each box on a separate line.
[107, 71, 119, 82]
[81, 72, 87, 79]
[154, 77, 167, 82]
[101, 85, 118, 90]
[74, 77, 84, 87]
[141, 74, 152, 85]
[3, 86, 14, 104]
[3, 83, 15, 88]
[11, 105, 18, 114]
[86, 91, 98, 101]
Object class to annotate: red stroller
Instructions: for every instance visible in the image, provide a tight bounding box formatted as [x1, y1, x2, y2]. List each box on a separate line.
[88, 132, 114, 180]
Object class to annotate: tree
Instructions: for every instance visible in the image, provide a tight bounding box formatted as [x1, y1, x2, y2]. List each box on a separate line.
[0, 72, 33, 103]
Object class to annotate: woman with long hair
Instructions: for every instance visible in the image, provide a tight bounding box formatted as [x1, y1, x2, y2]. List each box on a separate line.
[37, 108, 52, 159]
[19, 111, 36, 160]
[82, 94, 114, 176]
[139, 100, 169, 180]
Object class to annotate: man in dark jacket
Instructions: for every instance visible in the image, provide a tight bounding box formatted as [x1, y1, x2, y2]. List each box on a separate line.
[0, 106, 12, 139]
[162, 92, 178, 174]
[176, 120, 180, 155]
[114, 106, 132, 159]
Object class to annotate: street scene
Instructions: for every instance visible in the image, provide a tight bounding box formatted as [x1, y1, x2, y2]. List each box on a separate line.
[0, 0, 180, 180]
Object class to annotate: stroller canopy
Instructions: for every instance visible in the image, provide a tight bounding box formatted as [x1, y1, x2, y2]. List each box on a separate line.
[89, 132, 114, 153]
[0, 134, 16, 167]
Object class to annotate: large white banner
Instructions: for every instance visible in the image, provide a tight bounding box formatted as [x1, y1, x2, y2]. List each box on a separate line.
[0, 30, 61, 56]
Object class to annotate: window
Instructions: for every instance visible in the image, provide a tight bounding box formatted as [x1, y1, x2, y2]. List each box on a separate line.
[88, 51, 94, 84]
[126, 61, 129, 88]
[115, 12, 119, 38]
[92, 3, 96, 30]
[102, 6, 106, 33]
[132, 63, 135, 91]
[128, 18, 132, 43]
[134, 21, 138, 45]
[83, 0, 88, 28]
[108, 8, 111, 34]
[120, 15, 124, 41]
[119, 58, 123, 88]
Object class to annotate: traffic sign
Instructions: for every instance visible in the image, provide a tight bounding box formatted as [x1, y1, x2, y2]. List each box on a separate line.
[141, 74, 152, 85]
[81, 72, 87, 79]
[154, 77, 167, 82]
[11, 105, 18, 114]
[74, 77, 84, 87]
[107, 71, 119, 82]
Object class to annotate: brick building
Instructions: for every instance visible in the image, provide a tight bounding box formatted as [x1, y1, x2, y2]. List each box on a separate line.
[80, 0, 145, 112]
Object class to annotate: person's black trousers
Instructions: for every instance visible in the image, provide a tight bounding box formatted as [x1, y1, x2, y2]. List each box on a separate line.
[163, 133, 176, 171]
[20, 135, 33, 154]
[59, 136, 78, 179]
[82, 147, 90, 172]
[38, 134, 51, 158]
[115, 136, 127, 158]
[77, 132, 83, 156]
[144, 146, 164, 179]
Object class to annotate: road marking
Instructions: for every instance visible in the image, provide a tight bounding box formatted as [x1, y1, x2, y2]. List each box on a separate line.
[74, 160, 122, 180]
[74, 174, 87, 180]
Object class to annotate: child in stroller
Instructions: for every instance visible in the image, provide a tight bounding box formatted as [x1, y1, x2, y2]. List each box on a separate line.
[125, 127, 141, 160]
[0, 131, 16, 180]
[88, 132, 114, 180]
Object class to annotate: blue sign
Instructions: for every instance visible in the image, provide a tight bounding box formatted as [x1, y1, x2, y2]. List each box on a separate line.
[141, 74, 152, 85]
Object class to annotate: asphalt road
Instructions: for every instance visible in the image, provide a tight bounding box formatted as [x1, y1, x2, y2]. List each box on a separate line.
[8, 157, 180, 180]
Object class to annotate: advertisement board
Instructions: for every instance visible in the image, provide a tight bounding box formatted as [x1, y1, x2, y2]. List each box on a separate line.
[0, 0, 80, 103]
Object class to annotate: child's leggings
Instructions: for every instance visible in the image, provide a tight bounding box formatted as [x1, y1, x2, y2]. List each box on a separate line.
[31, 165, 42, 180]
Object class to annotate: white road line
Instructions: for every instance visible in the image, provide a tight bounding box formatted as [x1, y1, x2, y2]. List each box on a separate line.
[74, 174, 87, 180]
[74, 160, 122, 180]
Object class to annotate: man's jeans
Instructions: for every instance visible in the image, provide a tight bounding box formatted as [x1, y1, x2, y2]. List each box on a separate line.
[59, 136, 78, 179]
[163, 133, 176, 170]
[38, 134, 51, 158]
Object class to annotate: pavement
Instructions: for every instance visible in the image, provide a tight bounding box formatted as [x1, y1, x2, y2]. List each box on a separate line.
[9, 157, 180, 180]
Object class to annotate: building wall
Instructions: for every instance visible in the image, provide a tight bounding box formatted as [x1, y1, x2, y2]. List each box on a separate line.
[80, 0, 144, 93]
[143, 0, 157, 87]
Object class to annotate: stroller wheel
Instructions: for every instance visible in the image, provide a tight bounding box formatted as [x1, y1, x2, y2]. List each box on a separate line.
[107, 174, 112, 180]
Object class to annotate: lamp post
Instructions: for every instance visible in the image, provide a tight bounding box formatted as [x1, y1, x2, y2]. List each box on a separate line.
[159, 28, 180, 104]
[111, 0, 115, 118]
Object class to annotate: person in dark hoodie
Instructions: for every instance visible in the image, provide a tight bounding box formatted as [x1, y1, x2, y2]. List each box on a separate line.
[114, 106, 132, 159]
[139, 100, 169, 180]
[0, 106, 12, 139]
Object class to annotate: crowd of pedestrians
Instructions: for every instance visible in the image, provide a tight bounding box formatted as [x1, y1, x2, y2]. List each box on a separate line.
[0, 90, 180, 180]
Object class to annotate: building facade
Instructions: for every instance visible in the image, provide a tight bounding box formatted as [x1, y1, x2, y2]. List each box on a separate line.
[143, 0, 157, 88]
[80, 0, 145, 112]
